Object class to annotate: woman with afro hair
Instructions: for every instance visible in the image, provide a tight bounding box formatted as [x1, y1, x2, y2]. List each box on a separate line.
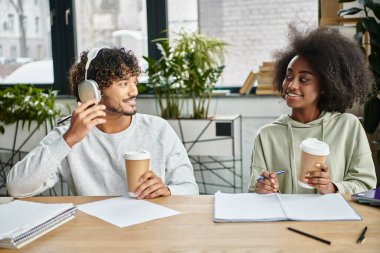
[248, 25, 377, 194]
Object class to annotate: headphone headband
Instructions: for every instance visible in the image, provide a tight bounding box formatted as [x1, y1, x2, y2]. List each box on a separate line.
[84, 46, 109, 80]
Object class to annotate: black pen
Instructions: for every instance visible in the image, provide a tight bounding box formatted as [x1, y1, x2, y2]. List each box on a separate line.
[56, 103, 97, 125]
[287, 227, 331, 245]
[357, 226, 368, 244]
[57, 115, 72, 125]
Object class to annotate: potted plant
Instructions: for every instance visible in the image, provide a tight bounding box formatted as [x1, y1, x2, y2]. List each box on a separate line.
[339, 0, 380, 165]
[144, 31, 244, 194]
[143, 29, 226, 119]
[0, 84, 61, 134]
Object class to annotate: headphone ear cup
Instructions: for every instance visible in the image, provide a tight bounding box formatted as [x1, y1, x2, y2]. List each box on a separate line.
[96, 86, 101, 100]
[78, 80, 101, 104]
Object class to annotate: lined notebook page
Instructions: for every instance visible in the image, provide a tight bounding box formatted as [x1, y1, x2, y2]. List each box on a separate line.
[214, 192, 287, 222]
[279, 194, 361, 221]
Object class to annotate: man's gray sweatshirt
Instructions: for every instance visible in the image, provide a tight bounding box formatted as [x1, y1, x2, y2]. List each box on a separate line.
[7, 113, 199, 197]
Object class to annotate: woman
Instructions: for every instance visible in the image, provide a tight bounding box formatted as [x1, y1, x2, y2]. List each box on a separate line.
[248, 25, 377, 194]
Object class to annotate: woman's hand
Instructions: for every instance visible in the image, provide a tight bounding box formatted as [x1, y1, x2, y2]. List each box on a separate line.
[134, 171, 171, 199]
[255, 171, 279, 194]
[305, 163, 337, 194]
[63, 99, 106, 148]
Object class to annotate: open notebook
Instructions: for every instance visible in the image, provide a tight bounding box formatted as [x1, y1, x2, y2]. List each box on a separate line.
[0, 200, 77, 249]
[214, 192, 361, 222]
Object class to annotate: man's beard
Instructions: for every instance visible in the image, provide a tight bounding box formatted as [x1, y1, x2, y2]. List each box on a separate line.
[101, 95, 137, 116]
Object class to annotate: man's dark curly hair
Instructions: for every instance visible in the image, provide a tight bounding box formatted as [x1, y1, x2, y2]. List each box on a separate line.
[272, 25, 374, 113]
[69, 47, 141, 99]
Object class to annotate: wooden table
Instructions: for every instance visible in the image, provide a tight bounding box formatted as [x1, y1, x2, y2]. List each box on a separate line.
[0, 195, 379, 252]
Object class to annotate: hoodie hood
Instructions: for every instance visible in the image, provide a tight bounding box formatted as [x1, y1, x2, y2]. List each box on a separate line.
[273, 111, 341, 128]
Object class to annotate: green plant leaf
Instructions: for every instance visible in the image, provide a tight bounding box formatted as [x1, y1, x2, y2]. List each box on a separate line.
[362, 17, 380, 34]
[0, 84, 62, 134]
[143, 29, 226, 119]
[338, 7, 363, 16]
[363, 0, 380, 19]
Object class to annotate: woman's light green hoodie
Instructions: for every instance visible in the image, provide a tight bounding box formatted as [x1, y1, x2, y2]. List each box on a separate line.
[249, 112, 376, 194]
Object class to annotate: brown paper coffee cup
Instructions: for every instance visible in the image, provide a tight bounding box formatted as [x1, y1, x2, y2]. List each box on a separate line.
[124, 152, 150, 197]
[299, 138, 329, 189]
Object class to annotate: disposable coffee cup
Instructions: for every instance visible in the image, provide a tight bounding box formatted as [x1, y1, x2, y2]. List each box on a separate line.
[299, 138, 329, 189]
[124, 152, 150, 197]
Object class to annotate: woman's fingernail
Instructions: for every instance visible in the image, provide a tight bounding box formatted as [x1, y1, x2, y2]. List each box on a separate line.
[315, 163, 321, 167]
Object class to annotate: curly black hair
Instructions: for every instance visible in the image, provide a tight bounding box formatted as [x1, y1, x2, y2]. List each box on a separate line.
[272, 25, 374, 113]
[68, 47, 141, 99]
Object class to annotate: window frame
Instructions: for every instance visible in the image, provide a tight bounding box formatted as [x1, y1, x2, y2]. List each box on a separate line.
[1, 0, 169, 95]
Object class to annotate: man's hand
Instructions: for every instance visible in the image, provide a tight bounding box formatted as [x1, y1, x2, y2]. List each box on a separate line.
[305, 163, 337, 194]
[255, 171, 279, 194]
[63, 99, 106, 147]
[134, 171, 171, 199]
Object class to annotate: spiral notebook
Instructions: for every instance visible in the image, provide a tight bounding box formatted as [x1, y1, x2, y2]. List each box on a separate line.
[0, 200, 77, 249]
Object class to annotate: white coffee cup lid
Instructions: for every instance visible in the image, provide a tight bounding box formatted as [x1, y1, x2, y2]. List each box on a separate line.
[124, 152, 151, 160]
[300, 138, 329, 156]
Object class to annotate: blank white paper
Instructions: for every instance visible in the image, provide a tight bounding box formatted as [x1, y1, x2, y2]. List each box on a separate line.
[78, 196, 180, 228]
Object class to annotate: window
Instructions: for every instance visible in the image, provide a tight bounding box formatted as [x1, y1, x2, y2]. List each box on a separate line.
[167, 0, 318, 87]
[23, 16, 28, 34]
[10, 46, 16, 57]
[35, 17, 39, 34]
[8, 14, 14, 32]
[0, 0, 189, 93]
[74, 0, 148, 82]
[0, 0, 53, 84]
[74, 0, 148, 60]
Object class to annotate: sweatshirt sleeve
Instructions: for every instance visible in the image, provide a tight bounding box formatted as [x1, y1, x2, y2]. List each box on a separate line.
[332, 123, 377, 194]
[6, 128, 72, 198]
[163, 122, 199, 195]
[333, 152, 377, 194]
[248, 132, 267, 192]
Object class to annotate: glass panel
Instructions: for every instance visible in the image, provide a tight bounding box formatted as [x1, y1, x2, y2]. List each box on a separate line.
[74, 0, 148, 82]
[167, 0, 318, 87]
[167, 0, 198, 38]
[0, 0, 53, 84]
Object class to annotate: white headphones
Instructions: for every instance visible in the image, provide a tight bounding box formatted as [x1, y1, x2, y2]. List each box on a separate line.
[77, 47, 108, 103]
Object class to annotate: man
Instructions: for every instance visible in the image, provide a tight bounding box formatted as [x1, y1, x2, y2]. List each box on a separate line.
[7, 47, 199, 198]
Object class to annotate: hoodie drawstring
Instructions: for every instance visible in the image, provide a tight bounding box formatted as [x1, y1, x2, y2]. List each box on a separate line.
[321, 119, 325, 142]
[287, 122, 297, 193]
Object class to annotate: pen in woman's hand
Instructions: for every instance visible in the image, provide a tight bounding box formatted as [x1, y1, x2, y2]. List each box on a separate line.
[256, 170, 285, 181]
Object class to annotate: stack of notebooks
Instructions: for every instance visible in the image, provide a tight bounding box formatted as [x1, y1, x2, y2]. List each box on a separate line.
[0, 200, 77, 249]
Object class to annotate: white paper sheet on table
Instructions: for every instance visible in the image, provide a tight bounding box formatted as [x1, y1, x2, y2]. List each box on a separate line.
[78, 196, 180, 228]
